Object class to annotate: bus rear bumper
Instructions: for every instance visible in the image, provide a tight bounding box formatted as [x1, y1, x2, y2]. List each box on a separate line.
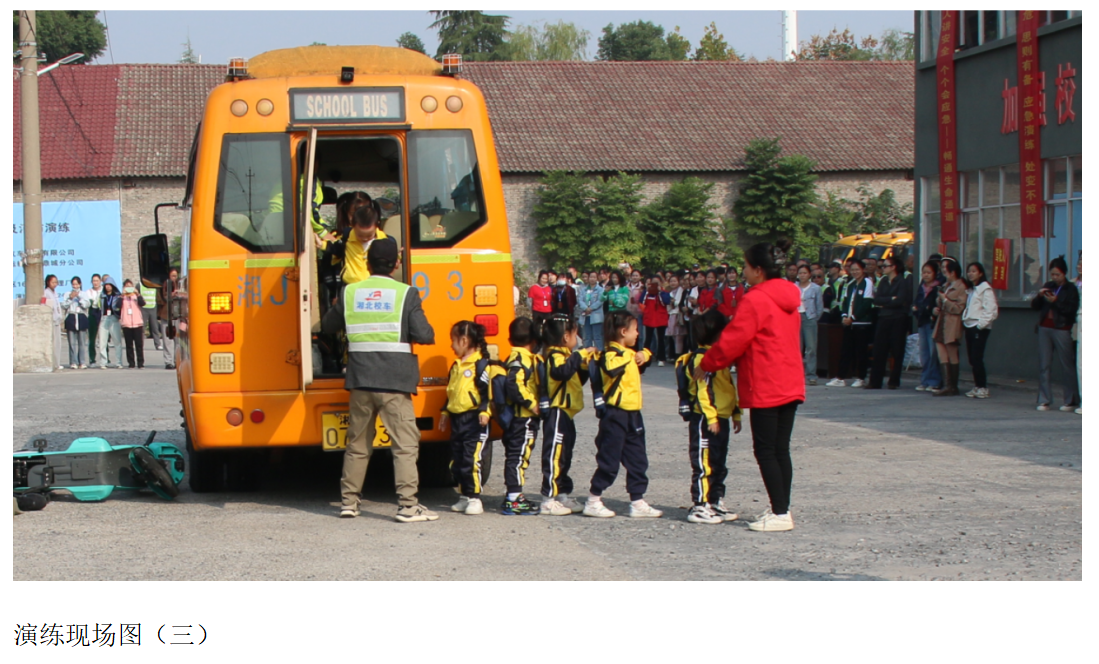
[187, 387, 449, 451]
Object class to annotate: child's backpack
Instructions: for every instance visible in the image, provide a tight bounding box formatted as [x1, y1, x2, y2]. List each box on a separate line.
[475, 357, 510, 429]
[674, 352, 698, 421]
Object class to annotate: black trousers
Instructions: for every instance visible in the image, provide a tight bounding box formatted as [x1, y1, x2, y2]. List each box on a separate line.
[688, 413, 729, 505]
[965, 327, 991, 388]
[869, 316, 908, 388]
[449, 411, 490, 498]
[749, 402, 798, 515]
[837, 324, 871, 380]
[644, 325, 666, 362]
[540, 409, 576, 498]
[503, 416, 537, 495]
[589, 407, 649, 501]
[122, 326, 145, 368]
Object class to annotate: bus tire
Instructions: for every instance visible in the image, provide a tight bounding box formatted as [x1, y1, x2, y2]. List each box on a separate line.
[185, 427, 226, 493]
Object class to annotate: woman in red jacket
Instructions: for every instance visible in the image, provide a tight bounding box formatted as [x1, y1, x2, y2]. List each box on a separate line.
[695, 239, 804, 532]
[528, 270, 553, 341]
[640, 276, 672, 366]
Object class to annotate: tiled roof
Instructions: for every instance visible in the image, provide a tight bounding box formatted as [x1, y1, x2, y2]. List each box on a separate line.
[462, 61, 914, 173]
[14, 61, 913, 180]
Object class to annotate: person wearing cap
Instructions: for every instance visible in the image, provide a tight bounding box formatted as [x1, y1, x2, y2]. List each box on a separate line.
[823, 260, 848, 324]
[322, 237, 438, 523]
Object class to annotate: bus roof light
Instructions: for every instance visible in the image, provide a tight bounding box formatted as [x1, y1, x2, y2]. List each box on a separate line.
[340, 66, 354, 84]
[441, 53, 462, 76]
[227, 57, 249, 81]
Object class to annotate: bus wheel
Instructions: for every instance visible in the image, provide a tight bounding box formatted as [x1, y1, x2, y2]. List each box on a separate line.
[185, 427, 226, 493]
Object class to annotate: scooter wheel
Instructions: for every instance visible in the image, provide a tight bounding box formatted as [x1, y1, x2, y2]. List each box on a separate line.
[130, 447, 180, 500]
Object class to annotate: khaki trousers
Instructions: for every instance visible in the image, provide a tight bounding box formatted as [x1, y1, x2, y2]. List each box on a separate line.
[340, 390, 421, 508]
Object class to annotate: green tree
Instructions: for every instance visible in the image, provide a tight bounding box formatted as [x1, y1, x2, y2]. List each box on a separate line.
[396, 31, 426, 54]
[179, 36, 198, 64]
[794, 27, 877, 61]
[874, 28, 915, 61]
[429, 10, 510, 61]
[596, 20, 690, 61]
[13, 10, 106, 63]
[532, 171, 595, 268]
[846, 184, 914, 233]
[590, 173, 645, 266]
[732, 138, 820, 253]
[507, 20, 589, 61]
[639, 177, 719, 269]
[693, 22, 741, 61]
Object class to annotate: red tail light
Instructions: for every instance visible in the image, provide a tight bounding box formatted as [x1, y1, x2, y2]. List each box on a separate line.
[250, 410, 265, 424]
[474, 314, 498, 336]
[209, 322, 234, 344]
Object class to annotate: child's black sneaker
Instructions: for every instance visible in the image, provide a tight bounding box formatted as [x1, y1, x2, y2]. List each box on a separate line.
[500, 495, 539, 515]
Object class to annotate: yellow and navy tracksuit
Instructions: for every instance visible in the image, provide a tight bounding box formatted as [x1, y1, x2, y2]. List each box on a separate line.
[589, 342, 652, 501]
[540, 346, 595, 498]
[677, 347, 742, 506]
[444, 350, 491, 498]
[503, 346, 542, 495]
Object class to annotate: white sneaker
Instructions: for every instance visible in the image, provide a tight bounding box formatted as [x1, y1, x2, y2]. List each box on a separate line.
[1075, 408, 1082, 415]
[657, 361, 665, 367]
[713, 499, 738, 521]
[850, 379, 865, 388]
[687, 504, 722, 524]
[556, 495, 585, 513]
[628, 500, 663, 518]
[451, 496, 470, 512]
[539, 499, 572, 516]
[975, 388, 990, 399]
[807, 378, 817, 386]
[582, 501, 615, 518]
[1059, 405, 1077, 412]
[1036, 404, 1051, 411]
[965, 387, 979, 398]
[747, 511, 794, 532]
[826, 378, 845, 387]
[464, 498, 484, 515]
[339, 505, 360, 518]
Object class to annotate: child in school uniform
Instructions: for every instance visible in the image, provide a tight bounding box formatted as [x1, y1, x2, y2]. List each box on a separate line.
[675, 309, 742, 524]
[500, 317, 542, 515]
[539, 315, 598, 516]
[439, 321, 492, 515]
[584, 311, 662, 518]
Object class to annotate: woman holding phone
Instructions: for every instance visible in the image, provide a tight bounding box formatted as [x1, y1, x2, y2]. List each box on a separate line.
[1032, 256, 1080, 411]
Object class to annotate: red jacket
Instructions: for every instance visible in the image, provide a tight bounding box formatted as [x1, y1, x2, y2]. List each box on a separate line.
[640, 290, 671, 328]
[699, 278, 805, 409]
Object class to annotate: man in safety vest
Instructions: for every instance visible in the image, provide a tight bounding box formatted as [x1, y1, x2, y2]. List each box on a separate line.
[321, 237, 438, 523]
[140, 282, 160, 350]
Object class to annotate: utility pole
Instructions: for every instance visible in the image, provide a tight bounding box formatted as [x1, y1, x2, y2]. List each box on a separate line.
[19, 10, 44, 304]
[782, 10, 798, 62]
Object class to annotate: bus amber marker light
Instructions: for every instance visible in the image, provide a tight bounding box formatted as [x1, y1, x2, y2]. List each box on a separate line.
[421, 96, 438, 113]
[208, 292, 233, 313]
[256, 99, 274, 116]
[230, 100, 248, 117]
[446, 96, 463, 113]
[473, 285, 497, 306]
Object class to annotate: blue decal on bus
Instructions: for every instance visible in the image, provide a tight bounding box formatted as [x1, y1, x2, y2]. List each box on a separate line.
[412, 272, 430, 301]
[447, 271, 464, 301]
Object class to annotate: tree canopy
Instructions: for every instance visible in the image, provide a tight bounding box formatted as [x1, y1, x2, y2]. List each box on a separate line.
[693, 22, 741, 61]
[732, 138, 821, 254]
[794, 26, 915, 61]
[13, 10, 106, 63]
[396, 31, 426, 54]
[507, 20, 589, 61]
[429, 10, 510, 61]
[596, 20, 691, 61]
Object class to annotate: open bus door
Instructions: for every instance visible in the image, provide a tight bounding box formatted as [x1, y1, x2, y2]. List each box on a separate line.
[299, 128, 318, 391]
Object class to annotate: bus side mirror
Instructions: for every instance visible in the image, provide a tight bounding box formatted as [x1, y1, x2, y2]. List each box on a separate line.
[139, 234, 170, 288]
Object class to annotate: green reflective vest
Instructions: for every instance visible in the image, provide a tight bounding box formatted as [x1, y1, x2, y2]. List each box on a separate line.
[140, 284, 157, 308]
[344, 276, 411, 354]
[268, 175, 326, 235]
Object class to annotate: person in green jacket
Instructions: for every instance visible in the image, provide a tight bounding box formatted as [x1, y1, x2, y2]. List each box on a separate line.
[827, 260, 875, 388]
[602, 270, 631, 313]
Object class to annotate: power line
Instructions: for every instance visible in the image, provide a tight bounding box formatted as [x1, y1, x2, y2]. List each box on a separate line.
[101, 11, 116, 64]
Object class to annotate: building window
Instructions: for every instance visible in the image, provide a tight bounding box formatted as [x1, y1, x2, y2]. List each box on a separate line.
[1044, 156, 1083, 286]
[919, 11, 942, 63]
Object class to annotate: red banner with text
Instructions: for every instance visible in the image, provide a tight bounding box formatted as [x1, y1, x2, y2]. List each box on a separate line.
[1017, 11, 1044, 238]
[992, 238, 1011, 290]
[937, 11, 959, 243]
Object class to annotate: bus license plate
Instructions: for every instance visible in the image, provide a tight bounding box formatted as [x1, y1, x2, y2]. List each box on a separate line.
[321, 412, 393, 451]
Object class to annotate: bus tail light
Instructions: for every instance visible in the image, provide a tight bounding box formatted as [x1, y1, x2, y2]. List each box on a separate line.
[250, 410, 265, 424]
[210, 352, 235, 374]
[209, 292, 233, 313]
[227, 409, 244, 426]
[474, 285, 497, 306]
[209, 322, 234, 344]
[475, 315, 498, 337]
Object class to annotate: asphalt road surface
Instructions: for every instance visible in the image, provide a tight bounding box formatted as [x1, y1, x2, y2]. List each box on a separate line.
[13, 342, 1082, 581]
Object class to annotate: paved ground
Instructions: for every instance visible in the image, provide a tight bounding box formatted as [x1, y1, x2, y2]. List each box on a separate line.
[13, 338, 1083, 581]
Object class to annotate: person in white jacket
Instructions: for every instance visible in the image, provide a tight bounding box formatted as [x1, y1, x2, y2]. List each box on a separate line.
[962, 262, 998, 398]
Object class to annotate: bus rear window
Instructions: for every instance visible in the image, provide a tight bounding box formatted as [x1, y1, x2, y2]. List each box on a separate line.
[214, 134, 293, 253]
[408, 130, 486, 247]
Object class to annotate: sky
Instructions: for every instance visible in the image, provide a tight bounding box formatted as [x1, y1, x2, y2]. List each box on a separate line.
[94, 9, 914, 66]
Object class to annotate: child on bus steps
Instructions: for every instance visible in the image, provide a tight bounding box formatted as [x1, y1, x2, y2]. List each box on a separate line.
[539, 315, 598, 515]
[675, 309, 742, 524]
[500, 317, 543, 515]
[439, 321, 493, 515]
[584, 312, 661, 518]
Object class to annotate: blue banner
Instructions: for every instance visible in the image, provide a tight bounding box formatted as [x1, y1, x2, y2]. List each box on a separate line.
[13, 201, 122, 300]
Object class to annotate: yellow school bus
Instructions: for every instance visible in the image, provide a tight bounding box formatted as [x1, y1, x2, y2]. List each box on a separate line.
[139, 46, 514, 491]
